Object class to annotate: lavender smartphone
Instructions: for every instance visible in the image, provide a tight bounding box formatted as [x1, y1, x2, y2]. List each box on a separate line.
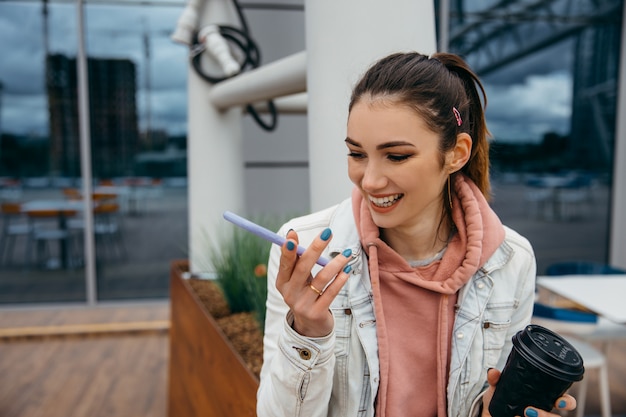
[223, 211, 330, 267]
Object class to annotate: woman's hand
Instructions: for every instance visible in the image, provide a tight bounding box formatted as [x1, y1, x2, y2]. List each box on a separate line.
[275, 228, 353, 338]
[481, 368, 577, 417]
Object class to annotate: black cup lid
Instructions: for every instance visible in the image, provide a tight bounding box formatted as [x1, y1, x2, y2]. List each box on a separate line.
[513, 324, 584, 381]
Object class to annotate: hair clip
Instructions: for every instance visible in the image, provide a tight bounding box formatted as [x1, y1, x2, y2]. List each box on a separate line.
[453, 107, 462, 126]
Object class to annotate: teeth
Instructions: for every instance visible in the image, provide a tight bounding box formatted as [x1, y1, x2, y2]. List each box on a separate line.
[369, 194, 403, 207]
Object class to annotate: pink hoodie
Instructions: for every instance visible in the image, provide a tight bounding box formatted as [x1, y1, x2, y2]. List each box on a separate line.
[352, 174, 505, 417]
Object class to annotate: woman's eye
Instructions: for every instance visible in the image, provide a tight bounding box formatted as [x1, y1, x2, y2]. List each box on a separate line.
[388, 154, 412, 162]
[348, 152, 365, 159]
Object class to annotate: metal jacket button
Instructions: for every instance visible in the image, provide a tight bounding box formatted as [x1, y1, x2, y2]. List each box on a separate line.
[298, 348, 312, 360]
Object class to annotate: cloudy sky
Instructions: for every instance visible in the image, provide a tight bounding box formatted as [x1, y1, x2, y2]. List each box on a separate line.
[483, 39, 574, 143]
[0, 0, 189, 136]
[0, 0, 574, 144]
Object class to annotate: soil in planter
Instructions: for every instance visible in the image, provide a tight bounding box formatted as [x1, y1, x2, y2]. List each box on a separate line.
[187, 278, 264, 378]
[187, 278, 231, 319]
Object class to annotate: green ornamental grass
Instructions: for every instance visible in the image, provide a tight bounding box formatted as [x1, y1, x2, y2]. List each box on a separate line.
[208, 215, 285, 332]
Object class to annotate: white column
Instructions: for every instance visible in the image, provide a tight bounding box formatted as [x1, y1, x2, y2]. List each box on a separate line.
[609, 2, 626, 269]
[187, 0, 245, 274]
[304, 0, 437, 211]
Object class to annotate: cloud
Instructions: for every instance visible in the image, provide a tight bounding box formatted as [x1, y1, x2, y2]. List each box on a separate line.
[0, 6, 47, 95]
[481, 38, 575, 87]
[3, 93, 49, 136]
[0, 1, 187, 136]
[485, 71, 572, 143]
[148, 88, 188, 135]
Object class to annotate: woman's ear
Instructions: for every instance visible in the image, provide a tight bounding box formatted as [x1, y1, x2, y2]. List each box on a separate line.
[447, 132, 472, 173]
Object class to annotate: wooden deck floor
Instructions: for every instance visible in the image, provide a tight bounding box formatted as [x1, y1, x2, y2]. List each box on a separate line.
[0, 303, 169, 417]
[0, 303, 624, 417]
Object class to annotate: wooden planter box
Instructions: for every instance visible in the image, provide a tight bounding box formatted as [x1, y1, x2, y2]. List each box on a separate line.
[168, 259, 259, 417]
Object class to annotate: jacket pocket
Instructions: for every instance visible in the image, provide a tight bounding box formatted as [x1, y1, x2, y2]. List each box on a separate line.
[331, 306, 352, 357]
[330, 288, 352, 358]
[482, 304, 514, 368]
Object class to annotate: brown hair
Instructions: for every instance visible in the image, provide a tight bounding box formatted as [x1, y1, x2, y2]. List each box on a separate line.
[348, 52, 492, 199]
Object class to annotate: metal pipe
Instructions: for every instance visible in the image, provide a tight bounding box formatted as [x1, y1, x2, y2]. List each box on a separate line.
[250, 93, 307, 114]
[208, 51, 306, 110]
[76, 0, 98, 304]
[0, 82, 3, 139]
[610, 0, 626, 269]
[439, 0, 449, 52]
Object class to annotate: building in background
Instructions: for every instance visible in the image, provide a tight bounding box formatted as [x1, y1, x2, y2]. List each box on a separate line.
[570, 24, 621, 172]
[47, 54, 139, 179]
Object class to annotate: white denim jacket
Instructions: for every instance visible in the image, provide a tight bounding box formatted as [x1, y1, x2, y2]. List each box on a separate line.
[257, 198, 536, 417]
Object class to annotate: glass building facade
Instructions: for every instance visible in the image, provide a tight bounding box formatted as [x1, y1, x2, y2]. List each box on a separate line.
[0, 0, 622, 305]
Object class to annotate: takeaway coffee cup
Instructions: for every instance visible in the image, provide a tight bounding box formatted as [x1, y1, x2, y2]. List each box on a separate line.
[488, 324, 585, 417]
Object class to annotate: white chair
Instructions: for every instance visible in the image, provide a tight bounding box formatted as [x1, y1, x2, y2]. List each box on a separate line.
[93, 202, 125, 260]
[565, 338, 611, 417]
[25, 208, 81, 269]
[0, 201, 33, 266]
[524, 186, 553, 219]
[532, 303, 611, 417]
[556, 187, 589, 221]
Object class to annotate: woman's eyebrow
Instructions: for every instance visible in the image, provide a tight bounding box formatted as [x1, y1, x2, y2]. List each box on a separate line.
[345, 137, 415, 150]
[345, 137, 360, 147]
[376, 141, 415, 150]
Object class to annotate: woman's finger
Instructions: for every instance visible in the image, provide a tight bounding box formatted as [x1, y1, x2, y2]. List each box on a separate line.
[290, 228, 333, 284]
[481, 368, 500, 417]
[308, 248, 353, 297]
[290, 247, 353, 337]
[522, 393, 577, 417]
[275, 230, 299, 289]
[554, 394, 576, 411]
[315, 262, 352, 300]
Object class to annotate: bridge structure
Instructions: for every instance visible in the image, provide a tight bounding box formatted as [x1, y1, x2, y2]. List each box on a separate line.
[440, 0, 626, 266]
[444, 0, 623, 170]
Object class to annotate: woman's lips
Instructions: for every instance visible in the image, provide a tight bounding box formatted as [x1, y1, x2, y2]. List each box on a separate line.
[368, 193, 403, 213]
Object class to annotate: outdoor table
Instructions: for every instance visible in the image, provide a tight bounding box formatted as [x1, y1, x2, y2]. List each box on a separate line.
[536, 274, 626, 323]
[21, 200, 85, 269]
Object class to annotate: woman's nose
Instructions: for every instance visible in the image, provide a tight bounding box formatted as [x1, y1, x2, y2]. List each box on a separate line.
[361, 162, 387, 191]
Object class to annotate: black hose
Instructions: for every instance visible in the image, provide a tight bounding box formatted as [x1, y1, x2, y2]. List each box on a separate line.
[189, 0, 278, 131]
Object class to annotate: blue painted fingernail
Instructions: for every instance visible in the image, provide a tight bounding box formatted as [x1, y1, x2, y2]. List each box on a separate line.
[320, 228, 332, 241]
[342, 248, 352, 257]
[286, 241, 295, 251]
[558, 400, 567, 409]
[343, 265, 352, 273]
[525, 408, 538, 417]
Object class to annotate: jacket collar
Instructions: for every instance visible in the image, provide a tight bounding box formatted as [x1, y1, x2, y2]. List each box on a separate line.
[478, 236, 514, 276]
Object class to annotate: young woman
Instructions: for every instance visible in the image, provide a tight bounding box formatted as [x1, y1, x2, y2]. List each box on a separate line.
[256, 52, 576, 417]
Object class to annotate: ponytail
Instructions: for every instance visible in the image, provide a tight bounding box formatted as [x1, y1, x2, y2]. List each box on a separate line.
[431, 53, 491, 198]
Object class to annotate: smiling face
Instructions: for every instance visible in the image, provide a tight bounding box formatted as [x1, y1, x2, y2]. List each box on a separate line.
[346, 99, 450, 231]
